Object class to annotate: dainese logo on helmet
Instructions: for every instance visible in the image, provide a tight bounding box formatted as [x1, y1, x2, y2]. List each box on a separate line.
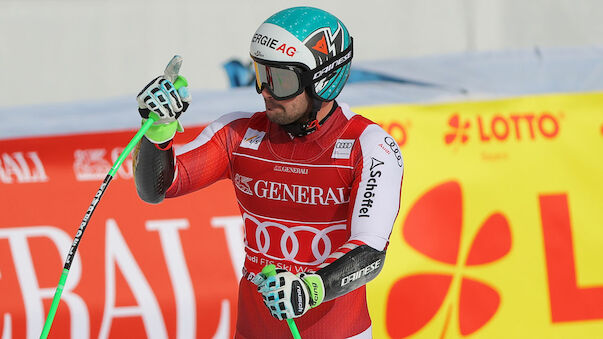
[313, 50, 352, 80]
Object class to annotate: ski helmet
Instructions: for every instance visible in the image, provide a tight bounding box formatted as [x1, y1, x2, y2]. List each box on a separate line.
[250, 7, 353, 102]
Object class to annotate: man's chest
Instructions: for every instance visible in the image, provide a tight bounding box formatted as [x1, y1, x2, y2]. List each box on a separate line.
[231, 141, 356, 222]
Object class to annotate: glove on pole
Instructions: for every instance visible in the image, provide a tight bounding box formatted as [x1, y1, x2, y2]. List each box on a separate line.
[260, 265, 303, 339]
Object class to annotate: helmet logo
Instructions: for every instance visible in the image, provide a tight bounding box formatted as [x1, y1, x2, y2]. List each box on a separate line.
[277, 44, 297, 57]
[312, 49, 352, 81]
[252, 33, 297, 57]
[312, 35, 329, 55]
[303, 24, 345, 65]
[303, 24, 348, 94]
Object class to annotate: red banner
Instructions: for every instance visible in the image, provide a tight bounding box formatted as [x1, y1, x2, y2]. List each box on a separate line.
[1, 127, 244, 338]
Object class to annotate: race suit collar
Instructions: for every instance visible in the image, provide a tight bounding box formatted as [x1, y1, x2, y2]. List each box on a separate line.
[267, 102, 344, 151]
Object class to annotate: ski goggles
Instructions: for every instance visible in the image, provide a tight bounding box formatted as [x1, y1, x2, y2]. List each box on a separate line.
[252, 38, 354, 101]
[253, 62, 310, 100]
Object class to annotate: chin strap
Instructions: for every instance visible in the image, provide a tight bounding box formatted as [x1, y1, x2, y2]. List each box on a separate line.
[282, 99, 338, 137]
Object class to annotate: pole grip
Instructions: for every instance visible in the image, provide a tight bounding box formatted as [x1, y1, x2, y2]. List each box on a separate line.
[261, 265, 302, 339]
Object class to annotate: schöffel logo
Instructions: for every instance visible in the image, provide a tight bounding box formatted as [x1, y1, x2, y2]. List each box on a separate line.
[240, 128, 266, 150]
[386, 181, 511, 337]
[358, 157, 384, 218]
[445, 112, 561, 145]
[233, 173, 348, 206]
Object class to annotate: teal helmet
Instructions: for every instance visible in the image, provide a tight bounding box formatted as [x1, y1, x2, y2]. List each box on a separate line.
[250, 7, 353, 101]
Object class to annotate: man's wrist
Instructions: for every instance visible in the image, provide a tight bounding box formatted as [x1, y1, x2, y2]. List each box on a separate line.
[143, 119, 183, 144]
[301, 273, 325, 308]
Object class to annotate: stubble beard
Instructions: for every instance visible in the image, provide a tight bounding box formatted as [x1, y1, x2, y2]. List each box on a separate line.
[264, 97, 310, 126]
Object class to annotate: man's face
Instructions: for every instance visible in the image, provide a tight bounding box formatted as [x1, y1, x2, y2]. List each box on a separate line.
[261, 88, 311, 125]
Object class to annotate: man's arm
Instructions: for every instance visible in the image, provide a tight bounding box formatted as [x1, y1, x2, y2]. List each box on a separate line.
[315, 242, 386, 302]
[133, 111, 255, 203]
[132, 56, 190, 203]
[133, 138, 175, 204]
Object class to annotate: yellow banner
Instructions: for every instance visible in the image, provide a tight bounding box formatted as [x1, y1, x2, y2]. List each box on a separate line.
[356, 92, 603, 338]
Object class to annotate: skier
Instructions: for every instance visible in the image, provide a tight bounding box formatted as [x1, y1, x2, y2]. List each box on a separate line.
[133, 7, 403, 339]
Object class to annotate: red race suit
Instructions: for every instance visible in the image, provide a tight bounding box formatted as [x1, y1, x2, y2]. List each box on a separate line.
[166, 103, 404, 338]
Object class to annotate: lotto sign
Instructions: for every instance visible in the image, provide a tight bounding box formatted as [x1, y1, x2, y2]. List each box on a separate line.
[357, 92, 603, 338]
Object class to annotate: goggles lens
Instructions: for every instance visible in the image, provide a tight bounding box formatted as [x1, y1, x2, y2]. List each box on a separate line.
[254, 62, 302, 100]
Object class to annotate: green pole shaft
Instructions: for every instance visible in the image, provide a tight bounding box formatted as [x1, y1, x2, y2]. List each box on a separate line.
[286, 316, 302, 339]
[39, 76, 187, 339]
[261, 264, 302, 339]
[40, 269, 69, 338]
[109, 117, 156, 177]
[39, 117, 155, 339]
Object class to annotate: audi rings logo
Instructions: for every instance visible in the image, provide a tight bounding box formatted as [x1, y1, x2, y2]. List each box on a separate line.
[384, 137, 403, 167]
[332, 139, 355, 159]
[243, 213, 346, 265]
[335, 139, 354, 149]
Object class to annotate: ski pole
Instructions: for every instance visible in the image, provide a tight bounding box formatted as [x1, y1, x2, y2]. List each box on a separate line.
[39, 76, 188, 339]
[261, 264, 302, 339]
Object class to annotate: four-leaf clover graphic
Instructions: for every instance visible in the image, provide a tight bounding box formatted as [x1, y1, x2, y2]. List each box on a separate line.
[387, 181, 511, 338]
[444, 114, 471, 145]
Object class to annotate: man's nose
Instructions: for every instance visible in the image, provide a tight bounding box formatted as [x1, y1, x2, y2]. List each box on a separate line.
[260, 86, 272, 99]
